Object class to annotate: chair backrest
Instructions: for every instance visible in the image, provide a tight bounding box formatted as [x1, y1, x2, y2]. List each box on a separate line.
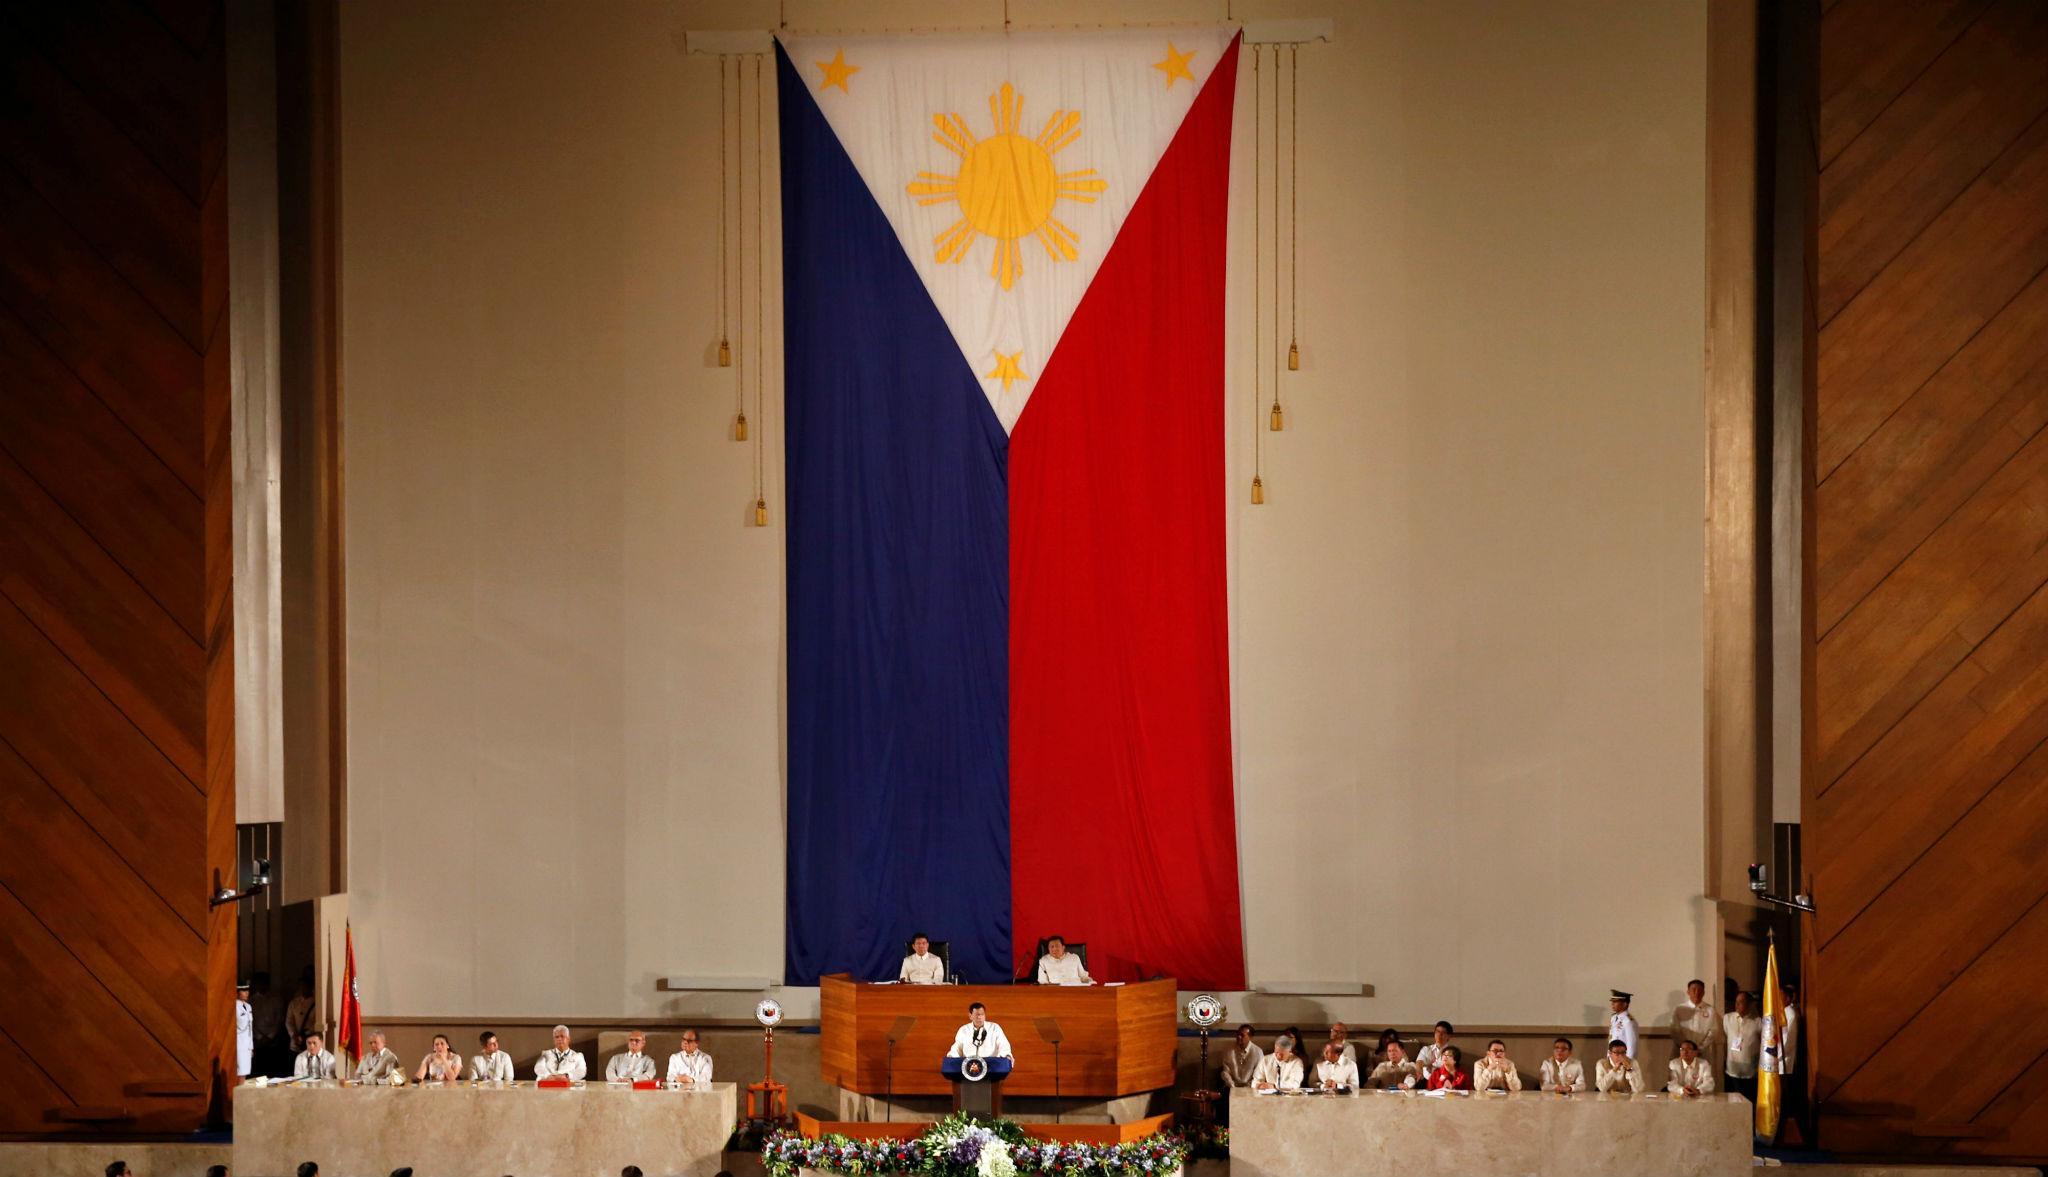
[905, 938, 951, 977]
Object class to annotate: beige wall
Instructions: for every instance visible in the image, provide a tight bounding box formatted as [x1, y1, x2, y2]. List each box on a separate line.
[341, 0, 1708, 1026]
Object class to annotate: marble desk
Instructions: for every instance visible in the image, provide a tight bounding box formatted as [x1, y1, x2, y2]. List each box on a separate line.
[1229, 1089, 1751, 1177]
[235, 1080, 737, 1177]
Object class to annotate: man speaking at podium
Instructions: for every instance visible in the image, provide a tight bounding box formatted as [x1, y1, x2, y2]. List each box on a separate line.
[947, 1002, 1013, 1060]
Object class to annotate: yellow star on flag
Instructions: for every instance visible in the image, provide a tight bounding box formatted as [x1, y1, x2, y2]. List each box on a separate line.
[815, 49, 860, 93]
[1152, 42, 1196, 88]
[986, 351, 1030, 393]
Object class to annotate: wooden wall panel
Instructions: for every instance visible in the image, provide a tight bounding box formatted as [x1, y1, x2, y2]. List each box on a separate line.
[1813, 0, 2048, 1163]
[0, 0, 231, 1137]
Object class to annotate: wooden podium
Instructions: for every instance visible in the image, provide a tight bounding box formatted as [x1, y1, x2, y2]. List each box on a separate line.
[818, 973, 1176, 1097]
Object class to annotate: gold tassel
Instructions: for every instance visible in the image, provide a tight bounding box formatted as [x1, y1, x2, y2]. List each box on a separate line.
[1287, 340, 1300, 371]
[1269, 402, 1284, 431]
[754, 497, 769, 527]
[719, 338, 733, 367]
[734, 412, 749, 442]
[1251, 476, 1265, 505]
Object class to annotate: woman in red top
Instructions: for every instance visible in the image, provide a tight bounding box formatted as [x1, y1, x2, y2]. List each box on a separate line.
[1427, 1044, 1473, 1091]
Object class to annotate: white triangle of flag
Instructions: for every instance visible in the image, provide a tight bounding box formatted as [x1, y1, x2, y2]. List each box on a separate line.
[781, 28, 1234, 433]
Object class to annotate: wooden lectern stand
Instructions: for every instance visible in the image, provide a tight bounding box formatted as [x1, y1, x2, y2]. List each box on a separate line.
[818, 973, 1176, 1102]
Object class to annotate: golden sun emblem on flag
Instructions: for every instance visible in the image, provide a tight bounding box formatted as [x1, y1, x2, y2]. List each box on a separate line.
[907, 83, 1108, 291]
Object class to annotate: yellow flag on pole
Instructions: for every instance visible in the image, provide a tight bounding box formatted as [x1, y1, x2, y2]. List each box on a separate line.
[1756, 933, 1787, 1140]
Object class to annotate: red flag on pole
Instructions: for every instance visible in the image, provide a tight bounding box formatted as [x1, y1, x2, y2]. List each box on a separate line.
[338, 922, 363, 1063]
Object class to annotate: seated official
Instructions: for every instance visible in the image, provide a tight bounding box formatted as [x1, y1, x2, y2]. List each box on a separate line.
[415, 1033, 462, 1082]
[606, 1030, 658, 1082]
[1427, 1044, 1472, 1091]
[534, 1024, 588, 1081]
[900, 933, 945, 984]
[1473, 1039, 1521, 1092]
[1315, 1041, 1359, 1091]
[293, 1031, 336, 1080]
[947, 1002, 1013, 1059]
[1595, 1040, 1645, 1095]
[1369, 1039, 1419, 1089]
[1220, 1023, 1263, 1090]
[470, 1031, 514, 1082]
[1252, 1036, 1304, 1093]
[1540, 1037, 1586, 1093]
[1324, 1022, 1358, 1067]
[353, 1031, 401, 1084]
[1036, 936, 1092, 985]
[667, 1028, 713, 1088]
[1276, 1025, 1308, 1058]
[1666, 1038, 1715, 1097]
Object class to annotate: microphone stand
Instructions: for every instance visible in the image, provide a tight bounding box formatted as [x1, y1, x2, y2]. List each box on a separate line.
[883, 1016, 915, 1124]
[1034, 1017, 1065, 1124]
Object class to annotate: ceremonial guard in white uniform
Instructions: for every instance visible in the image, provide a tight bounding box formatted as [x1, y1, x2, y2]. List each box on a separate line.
[1252, 1039, 1304, 1092]
[1540, 1039, 1586, 1093]
[899, 935, 945, 984]
[667, 1030, 714, 1088]
[293, 1033, 336, 1080]
[353, 1033, 401, 1084]
[606, 1031, 658, 1082]
[1036, 937, 1091, 985]
[235, 983, 253, 1078]
[534, 1025, 588, 1081]
[470, 1032, 514, 1082]
[947, 1004, 1013, 1059]
[1608, 991, 1640, 1059]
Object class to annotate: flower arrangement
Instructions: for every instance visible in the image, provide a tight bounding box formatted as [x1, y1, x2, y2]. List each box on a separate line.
[762, 1112, 1202, 1177]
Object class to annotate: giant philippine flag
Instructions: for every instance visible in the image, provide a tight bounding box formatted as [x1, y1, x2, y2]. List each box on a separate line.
[781, 29, 1246, 988]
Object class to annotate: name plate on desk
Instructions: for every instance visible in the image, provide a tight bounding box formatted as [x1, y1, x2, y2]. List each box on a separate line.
[536, 1077, 572, 1089]
[631, 1080, 659, 1090]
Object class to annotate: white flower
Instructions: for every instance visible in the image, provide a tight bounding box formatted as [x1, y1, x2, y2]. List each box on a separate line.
[976, 1137, 1016, 1177]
